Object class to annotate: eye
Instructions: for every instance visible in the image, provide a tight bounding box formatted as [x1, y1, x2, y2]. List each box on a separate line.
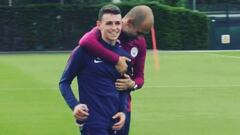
[115, 21, 121, 25]
[137, 31, 145, 36]
[106, 21, 113, 25]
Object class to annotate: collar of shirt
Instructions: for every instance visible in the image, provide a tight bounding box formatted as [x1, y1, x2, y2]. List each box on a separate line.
[100, 38, 120, 50]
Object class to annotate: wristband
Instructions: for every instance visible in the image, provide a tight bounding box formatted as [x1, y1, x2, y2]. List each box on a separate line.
[133, 84, 138, 89]
[131, 81, 138, 91]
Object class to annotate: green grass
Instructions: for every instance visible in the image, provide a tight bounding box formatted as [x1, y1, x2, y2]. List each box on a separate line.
[0, 51, 240, 135]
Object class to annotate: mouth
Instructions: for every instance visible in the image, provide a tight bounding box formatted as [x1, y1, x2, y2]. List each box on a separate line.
[110, 32, 119, 37]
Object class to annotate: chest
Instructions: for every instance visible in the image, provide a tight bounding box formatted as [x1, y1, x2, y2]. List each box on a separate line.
[82, 47, 131, 79]
[122, 42, 140, 64]
[82, 57, 120, 80]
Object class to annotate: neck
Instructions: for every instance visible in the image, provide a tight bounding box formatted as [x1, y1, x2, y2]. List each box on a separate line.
[102, 37, 116, 46]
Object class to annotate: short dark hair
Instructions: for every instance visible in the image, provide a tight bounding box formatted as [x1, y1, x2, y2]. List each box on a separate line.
[98, 4, 121, 20]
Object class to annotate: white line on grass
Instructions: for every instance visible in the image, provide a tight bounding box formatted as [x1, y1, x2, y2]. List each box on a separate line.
[147, 50, 240, 53]
[206, 53, 240, 59]
[0, 88, 57, 91]
[1, 50, 239, 54]
[144, 84, 240, 88]
[1, 84, 240, 91]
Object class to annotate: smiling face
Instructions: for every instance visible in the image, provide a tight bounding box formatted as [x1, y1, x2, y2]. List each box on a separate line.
[97, 13, 122, 45]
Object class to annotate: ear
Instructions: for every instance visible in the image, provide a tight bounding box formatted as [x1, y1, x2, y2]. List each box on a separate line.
[126, 18, 134, 26]
[96, 20, 101, 29]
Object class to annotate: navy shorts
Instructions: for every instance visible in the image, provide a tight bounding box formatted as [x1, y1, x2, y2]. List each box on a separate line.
[80, 126, 115, 135]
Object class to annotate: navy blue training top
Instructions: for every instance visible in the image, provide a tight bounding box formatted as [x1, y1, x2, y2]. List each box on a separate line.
[59, 40, 131, 128]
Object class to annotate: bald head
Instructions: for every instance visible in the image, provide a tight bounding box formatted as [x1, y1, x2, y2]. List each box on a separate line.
[123, 5, 154, 33]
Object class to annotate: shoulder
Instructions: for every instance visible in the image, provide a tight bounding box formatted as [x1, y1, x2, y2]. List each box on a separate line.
[116, 44, 131, 58]
[72, 46, 84, 54]
[133, 36, 147, 50]
[78, 27, 100, 45]
[71, 46, 89, 58]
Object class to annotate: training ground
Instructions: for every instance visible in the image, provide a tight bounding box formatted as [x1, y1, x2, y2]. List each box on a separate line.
[0, 50, 240, 135]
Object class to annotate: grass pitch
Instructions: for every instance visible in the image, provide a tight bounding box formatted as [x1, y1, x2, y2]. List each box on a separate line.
[0, 51, 240, 135]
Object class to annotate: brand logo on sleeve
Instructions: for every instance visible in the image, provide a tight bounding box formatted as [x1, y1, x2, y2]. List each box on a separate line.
[94, 57, 103, 63]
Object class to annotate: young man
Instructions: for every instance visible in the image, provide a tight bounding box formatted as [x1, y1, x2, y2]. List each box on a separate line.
[78, 5, 154, 135]
[59, 4, 131, 135]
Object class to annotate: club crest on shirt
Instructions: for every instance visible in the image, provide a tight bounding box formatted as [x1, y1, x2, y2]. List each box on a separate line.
[130, 47, 138, 57]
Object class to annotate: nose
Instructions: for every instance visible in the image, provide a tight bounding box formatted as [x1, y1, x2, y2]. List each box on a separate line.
[112, 23, 121, 31]
[112, 23, 118, 30]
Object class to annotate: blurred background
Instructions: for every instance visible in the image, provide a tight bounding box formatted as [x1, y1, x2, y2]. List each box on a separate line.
[1, 1, 240, 135]
[1, 0, 240, 51]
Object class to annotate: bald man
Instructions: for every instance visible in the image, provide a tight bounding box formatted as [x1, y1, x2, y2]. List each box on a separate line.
[79, 5, 154, 135]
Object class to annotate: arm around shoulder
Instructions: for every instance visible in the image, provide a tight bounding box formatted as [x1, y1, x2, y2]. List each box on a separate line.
[132, 37, 147, 90]
[78, 27, 119, 64]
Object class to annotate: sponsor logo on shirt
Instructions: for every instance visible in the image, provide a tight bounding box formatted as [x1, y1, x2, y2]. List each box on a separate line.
[94, 57, 103, 63]
[130, 47, 138, 57]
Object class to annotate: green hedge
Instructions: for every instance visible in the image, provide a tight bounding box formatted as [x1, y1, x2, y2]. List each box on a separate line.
[0, 4, 99, 51]
[0, 3, 209, 51]
[147, 2, 209, 50]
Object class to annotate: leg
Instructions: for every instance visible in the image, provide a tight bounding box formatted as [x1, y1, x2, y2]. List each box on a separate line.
[80, 125, 109, 135]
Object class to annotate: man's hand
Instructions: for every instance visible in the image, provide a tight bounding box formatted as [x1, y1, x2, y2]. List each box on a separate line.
[115, 74, 135, 91]
[115, 56, 131, 75]
[112, 112, 126, 130]
[73, 104, 89, 121]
